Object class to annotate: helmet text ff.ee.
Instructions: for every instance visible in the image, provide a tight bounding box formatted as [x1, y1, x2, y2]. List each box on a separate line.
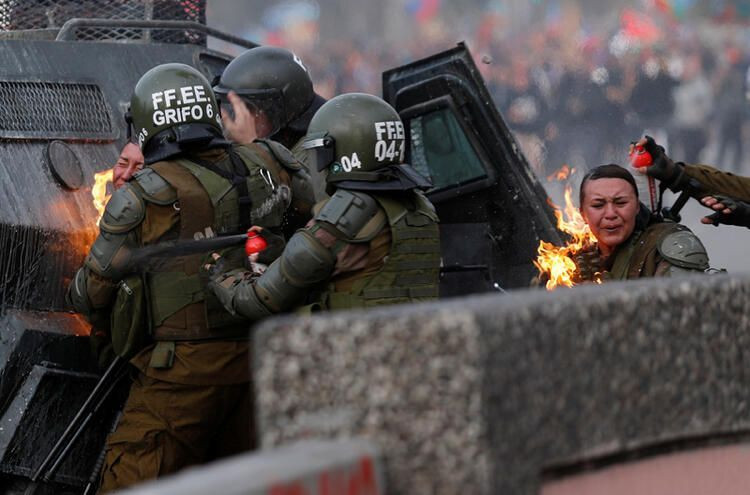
[129, 62, 221, 152]
[302, 93, 406, 182]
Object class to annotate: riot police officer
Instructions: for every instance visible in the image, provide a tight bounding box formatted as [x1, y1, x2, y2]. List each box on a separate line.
[206, 93, 441, 318]
[67, 63, 303, 491]
[213, 46, 323, 208]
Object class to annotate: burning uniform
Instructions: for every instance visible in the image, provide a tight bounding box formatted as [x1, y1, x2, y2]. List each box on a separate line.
[206, 94, 441, 319]
[67, 63, 310, 491]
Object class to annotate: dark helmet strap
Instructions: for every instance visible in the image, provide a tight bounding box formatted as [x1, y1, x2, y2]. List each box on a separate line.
[124, 110, 133, 141]
[228, 148, 253, 230]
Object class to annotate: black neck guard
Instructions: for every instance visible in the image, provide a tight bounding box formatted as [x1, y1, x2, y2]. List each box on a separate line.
[143, 124, 230, 165]
[331, 164, 433, 193]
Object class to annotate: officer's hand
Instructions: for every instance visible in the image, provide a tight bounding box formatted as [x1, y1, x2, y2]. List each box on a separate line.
[203, 255, 245, 316]
[636, 135, 682, 186]
[221, 91, 257, 145]
[700, 195, 750, 228]
[203, 252, 229, 279]
[256, 230, 285, 265]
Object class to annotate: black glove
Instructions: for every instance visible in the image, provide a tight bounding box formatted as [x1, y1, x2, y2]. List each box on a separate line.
[641, 135, 688, 191]
[202, 254, 246, 315]
[202, 252, 227, 279]
[256, 229, 286, 265]
[703, 195, 750, 228]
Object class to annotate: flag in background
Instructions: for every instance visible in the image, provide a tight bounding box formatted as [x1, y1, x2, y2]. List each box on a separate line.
[621, 8, 662, 43]
[406, 0, 441, 23]
[260, 0, 320, 47]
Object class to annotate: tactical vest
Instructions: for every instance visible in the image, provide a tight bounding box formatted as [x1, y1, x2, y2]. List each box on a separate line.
[324, 191, 441, 309]
[140, 145, 289, 340]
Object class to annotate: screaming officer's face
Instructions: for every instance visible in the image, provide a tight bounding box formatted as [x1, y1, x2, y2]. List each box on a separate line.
[113, 142, 144, 190]
[580, 177, 639, 258]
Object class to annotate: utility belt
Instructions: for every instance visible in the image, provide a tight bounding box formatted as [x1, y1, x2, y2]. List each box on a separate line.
[151, 301, 250, 342]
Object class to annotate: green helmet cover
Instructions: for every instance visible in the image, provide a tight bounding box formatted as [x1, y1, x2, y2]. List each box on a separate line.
[130, 63, 221, 151]
[302, 93, 405, 182]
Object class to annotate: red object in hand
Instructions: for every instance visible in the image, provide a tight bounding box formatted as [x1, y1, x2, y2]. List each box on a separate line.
[629, 144, 653, 168]
[245, 231, 268, 256]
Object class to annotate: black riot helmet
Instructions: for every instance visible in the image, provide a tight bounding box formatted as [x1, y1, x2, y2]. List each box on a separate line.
[213, 46, 322, 141]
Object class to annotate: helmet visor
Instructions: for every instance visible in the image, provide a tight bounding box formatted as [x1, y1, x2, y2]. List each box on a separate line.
[215, 86, 285, 135]
[302, 134, 336, 172]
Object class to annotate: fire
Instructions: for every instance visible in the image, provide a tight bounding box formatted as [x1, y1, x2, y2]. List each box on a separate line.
[547, 164, 575, 182]
[533, 185, 599, 290]
[92, 168, 113, 226]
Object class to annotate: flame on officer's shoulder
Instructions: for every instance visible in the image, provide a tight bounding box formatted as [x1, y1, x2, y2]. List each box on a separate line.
[534, 184, 599, 290]
[92, 169, 113, 226]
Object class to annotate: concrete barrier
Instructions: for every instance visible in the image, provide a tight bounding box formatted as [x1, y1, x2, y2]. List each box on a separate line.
[117, 438, 383, 495]
[253, 274, 750, 494]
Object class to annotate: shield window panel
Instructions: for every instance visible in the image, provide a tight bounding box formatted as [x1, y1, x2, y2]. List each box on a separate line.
[403, 96, 490, 195]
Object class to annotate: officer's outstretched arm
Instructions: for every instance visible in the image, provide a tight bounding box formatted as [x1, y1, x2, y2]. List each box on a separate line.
[211, 229, 336, 319]
[209, 188, 383, 319]
[640, 136, 750, 201]
[683, 165, 750, 203]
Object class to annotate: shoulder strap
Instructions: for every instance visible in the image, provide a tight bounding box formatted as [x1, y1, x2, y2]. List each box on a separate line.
[149, 161, 214, 247]
[188, 149, 253, 227]
[131, 167, 178, 205]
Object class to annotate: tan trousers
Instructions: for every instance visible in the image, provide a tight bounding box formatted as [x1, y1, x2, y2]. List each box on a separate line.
[98, 373, 253, 493]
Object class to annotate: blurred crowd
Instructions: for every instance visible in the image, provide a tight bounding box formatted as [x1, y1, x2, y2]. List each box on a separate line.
[215, 0, 750, 179]
[478, 22, 750, 179]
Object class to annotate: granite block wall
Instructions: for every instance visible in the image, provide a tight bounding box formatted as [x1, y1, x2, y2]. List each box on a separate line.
[254, 274, 750, 494]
